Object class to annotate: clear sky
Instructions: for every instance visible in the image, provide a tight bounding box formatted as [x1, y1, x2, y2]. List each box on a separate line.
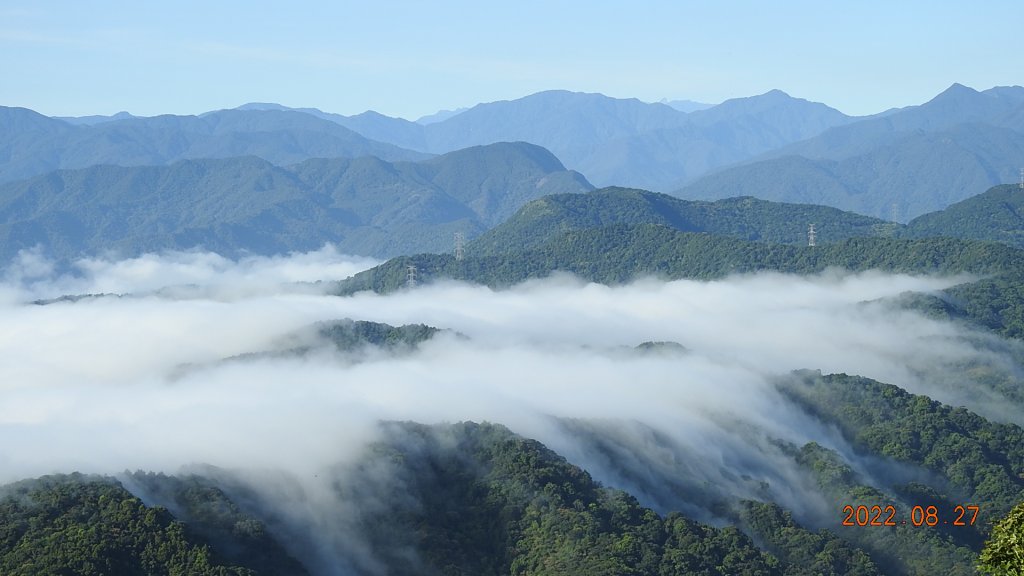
[1, 0, 1021, 120]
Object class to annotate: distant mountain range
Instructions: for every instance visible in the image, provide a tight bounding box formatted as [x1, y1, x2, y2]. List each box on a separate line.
[54, 111, 138, 125]
[0, 142, 591, 262]
[4, 82, 1023, 262]
[219, 84, 1024, 219]
[0, 106, 428, 184]
[228, 89, 856, 192]
[660, 98, 714, 113]
[677, 84, 1024, 219]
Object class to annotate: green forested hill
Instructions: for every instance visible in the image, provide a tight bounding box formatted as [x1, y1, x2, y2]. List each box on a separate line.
[0, 142, 591, 262]
[0, 426, 788, 576]
[316, 319, 441, 352]
[337, 226, 1024, 338]
[903, 184, 1024, 248]
[0, 474, 275, 575]
[0, 424, 866, 576]
[775, 372, 1024, 575]
[321, 421, 788, 575]
[470, 187, 888, 255]
[736, 501, 880, 576]
[780, 372, 1024, 517]
[217, 319, 444, 366]
[5, 412, 1023, 575]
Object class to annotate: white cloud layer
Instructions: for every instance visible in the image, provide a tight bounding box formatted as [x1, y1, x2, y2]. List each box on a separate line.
[0, 248, 1020, 537]
[2, 244, 380, 302]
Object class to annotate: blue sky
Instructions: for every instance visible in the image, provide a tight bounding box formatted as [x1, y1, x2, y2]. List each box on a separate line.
[1, 0, 1021, 119]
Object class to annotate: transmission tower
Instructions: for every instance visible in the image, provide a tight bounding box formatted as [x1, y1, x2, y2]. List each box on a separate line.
[1019, 167, 1023, 190]
[807, 224, 817, 247]
[454, 232, 465, 261]
[406, 264, 417, 289]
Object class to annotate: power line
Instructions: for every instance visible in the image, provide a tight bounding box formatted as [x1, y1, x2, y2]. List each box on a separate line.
[454, 232, 465, 261]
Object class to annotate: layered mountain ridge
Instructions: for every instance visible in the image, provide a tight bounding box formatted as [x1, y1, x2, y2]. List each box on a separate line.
[0, 142, 591, 262]
[12, 82, 1022, 229]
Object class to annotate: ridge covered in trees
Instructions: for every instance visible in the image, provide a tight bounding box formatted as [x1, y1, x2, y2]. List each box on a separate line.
[3, 408, 1022, 575]
[335, 226, 1024, 339]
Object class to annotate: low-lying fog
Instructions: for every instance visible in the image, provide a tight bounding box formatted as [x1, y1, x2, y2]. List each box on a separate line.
[1, 245, 1020, 569]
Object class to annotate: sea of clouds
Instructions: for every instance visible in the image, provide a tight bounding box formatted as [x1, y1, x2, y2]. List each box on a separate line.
[1, 245, 1020, 574]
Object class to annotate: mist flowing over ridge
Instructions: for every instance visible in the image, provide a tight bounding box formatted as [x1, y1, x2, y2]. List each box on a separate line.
[5, 82, 1024, 575]
[0, 246, 1014, 481]
[2, 245, 1023, 574]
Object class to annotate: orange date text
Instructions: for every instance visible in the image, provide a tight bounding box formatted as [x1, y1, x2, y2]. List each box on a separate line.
[841, 504, 978, 527]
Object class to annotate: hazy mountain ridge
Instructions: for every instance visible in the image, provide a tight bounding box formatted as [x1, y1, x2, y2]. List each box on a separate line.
[0, 142, 592, 262]
[220, 89, 856, 191]
[19, 83, 1020, 216]
[685, 89, 854, 144]
[660, 98, 714, 113]
[221, 85, 1022, 213]
[244, 84, 1021, 215]
[420, 90, 856, 190]
[55, 111, 138, 125]
[677, 84, 1024, 219]
[679, 125, 1024, 221]
[0, 106, 429, 184]
[235, 102, 431, 149]
[760, 84, 1024, 161]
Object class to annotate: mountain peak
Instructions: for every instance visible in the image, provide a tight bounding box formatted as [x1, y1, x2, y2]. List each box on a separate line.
[708, 89, 802, 112]
[692, 89, 845, 122]
[349, 110, 391, 121]
[234, 102, 292, 112]
[929, 83, 981, 102]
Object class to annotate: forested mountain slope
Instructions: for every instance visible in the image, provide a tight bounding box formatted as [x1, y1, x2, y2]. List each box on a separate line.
[471, 186, 888, 254]
[902, 184, 1024, 248]
[337, 229, 1024, 339]
[0, 142, 591, 262]
[5, 406, 1023, 576]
